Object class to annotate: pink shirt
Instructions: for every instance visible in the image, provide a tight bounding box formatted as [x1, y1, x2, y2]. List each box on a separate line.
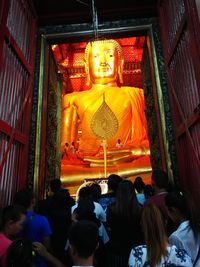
[0, 233, 12, 267]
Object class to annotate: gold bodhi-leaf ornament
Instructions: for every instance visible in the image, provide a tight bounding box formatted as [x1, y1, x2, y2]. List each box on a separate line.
[91, 94, 119, 140]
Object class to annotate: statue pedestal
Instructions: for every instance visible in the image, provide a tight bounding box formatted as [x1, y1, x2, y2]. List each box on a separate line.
[61, 155, 152, 196]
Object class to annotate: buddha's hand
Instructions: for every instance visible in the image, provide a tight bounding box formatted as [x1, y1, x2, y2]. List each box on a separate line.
[130, 146, 150, 157]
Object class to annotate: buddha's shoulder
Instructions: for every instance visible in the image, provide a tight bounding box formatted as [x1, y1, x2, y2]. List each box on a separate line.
[121, 86, 143, 91]
[121, 86, 144, 95]
[63, 90, 90, 100]
[66, 90, 90, 96]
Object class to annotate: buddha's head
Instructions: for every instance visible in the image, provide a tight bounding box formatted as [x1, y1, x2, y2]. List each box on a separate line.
[85, 39, 124, 86]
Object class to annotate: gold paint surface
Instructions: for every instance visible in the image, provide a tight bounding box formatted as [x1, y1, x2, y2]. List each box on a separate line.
[61, 39, 151, 191]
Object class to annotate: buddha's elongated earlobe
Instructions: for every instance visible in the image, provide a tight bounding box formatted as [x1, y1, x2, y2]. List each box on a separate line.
[86, 73, 91, 86]
[84, 60, 91, 86]
[84, 42, 92, 86]
[118, 59, 124, 84]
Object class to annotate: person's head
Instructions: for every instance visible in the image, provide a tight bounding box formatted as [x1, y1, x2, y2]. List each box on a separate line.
[151, 169, 169, 191]
[143, 184, 154, 199]
[107, 174, 122, 193]
[85, 39, 124, 86]
[68, 220, 99, 264]
[165, 190, 189, 223]
[14, 189, 34, 209]
[141, 203, 168, 266]
[72, 198, 99, 227]
[0, 205, 26, 237]
[89, 182, 101, 202]
[134, 176, 145, 193]
[116, 180, 136, 202]
[78, 186, 92, 200]
[165, 190, 200, 234]
[6, 237, 33, 267]
[50, 179, 62, 194]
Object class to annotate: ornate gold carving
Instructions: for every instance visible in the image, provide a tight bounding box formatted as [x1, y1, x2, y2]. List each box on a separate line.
[90, 94, 118, 140]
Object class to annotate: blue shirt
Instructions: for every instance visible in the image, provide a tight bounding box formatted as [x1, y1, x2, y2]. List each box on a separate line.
[22, 210, 52, 267]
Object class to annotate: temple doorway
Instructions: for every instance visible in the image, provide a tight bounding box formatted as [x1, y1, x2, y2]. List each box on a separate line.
[36, 24, 172, 196]
[53, 36, 152, 194]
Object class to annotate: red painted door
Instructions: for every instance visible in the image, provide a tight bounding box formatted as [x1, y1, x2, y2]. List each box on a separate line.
[158, 0, 200, 200]
[0, 0, 37, 207]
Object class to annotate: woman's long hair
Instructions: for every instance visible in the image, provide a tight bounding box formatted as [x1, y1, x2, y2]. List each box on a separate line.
[112, 180, 141, 221]
[142, 203, 168, 267]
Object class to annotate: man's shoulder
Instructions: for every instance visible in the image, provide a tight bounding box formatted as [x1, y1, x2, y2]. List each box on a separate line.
[0, 234, 12, 260]
[145, 192, 167, 202]
[26, 210, 49, 225]
[0, 233, 12, 245]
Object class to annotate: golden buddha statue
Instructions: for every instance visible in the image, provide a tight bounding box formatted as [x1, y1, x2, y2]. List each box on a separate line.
[61, 39, 151, 191]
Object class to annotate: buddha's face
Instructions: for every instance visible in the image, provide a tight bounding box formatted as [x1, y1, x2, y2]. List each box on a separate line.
[88, 42, 120, 85]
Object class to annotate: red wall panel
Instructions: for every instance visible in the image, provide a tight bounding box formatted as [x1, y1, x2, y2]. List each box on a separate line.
[158, 0, 200, 202]
[0, 0, 37, 207]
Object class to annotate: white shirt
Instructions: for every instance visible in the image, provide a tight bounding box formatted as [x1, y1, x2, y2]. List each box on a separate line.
[99, 222, 109, 244]
[115, 142, 122, 148]
[128, 244, 192, 267]
[71, 201, 106, 222]
[169, 220, 200, 265]
[136, 193, 145, 205]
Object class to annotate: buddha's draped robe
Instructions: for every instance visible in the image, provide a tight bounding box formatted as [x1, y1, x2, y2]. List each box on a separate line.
[62, 85, 149, 159]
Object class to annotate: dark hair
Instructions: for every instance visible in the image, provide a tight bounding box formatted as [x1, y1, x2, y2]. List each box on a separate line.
[6, 238, 33, 267]
[134, 176, 145, 193]
[143, 184, 154, 199]
[113, 180, 141, 220]
[0, 205, 26, 230]
[51, 190, 71, 210]
[78, 186, 92, 199]
[142, 203, 168, 267]
[89, 183, 101, 202]
[74, 198, 100, 227]
[165, 190, 200, 235]
[107, 174, 122, 192]
[152, 169, 169, 190]
[14, 189, 34, 209]
[69, 220, 99, 258]
[50, 179, 62, 193]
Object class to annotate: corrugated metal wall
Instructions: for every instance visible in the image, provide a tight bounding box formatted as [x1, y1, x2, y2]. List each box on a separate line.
[0, 0, 37, 207]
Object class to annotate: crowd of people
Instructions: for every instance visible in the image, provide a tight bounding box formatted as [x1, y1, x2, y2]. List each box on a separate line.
[0, 170, 200, 267]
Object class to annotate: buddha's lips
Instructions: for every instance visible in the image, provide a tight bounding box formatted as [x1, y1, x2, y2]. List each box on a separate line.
[98, 66, 111, 72]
